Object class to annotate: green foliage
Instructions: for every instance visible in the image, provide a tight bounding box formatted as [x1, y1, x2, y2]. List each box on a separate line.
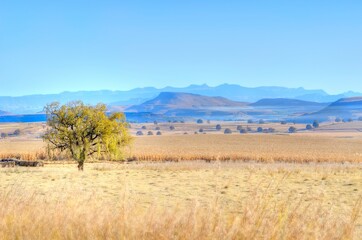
[43, 101, 132, 170]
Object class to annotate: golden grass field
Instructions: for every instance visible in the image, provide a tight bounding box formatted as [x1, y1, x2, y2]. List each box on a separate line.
[1, 162, 361, 239]
[0, 122, 362, 239]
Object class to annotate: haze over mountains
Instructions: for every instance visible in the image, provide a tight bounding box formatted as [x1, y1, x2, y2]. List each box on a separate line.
[1, 84, 362, 115]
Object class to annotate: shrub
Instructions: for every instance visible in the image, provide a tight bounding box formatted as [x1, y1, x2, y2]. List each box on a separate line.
[306, 124, 313, 130]
[136, 131, 144, 136]
[288, 126, 297, 133]
[348, 118, 353, 122]
[155, 126, 160, 130]
[1, 132, 7, 138]
[13, 129, 21, 136]
[196, 119, 203, 124]
[169, 125, 175, 131]
[259, 119, 265, 124]
[156, 131, 162, 135]
[246, 127, 252, 132]
[153, 121, 158, 125]
[224, 128, 232, 134]
[335, 117, 342, 123]
[239, 128, 247, 134]
[216, 124, 222, 131]
[236, 125, 243, 131]
[257, 127, 263, 133]
[247, 119, 253, 124]
[147, 131, 153, 135]
[268, 128, 276, 133]
[199, 128, 204, 133]
[313, 120, 319, 128]
[141, 126, 147, 130]
[280, 121, 287, 125]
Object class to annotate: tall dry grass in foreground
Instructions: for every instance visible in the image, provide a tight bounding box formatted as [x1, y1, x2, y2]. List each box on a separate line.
[0, 184, 361, 240]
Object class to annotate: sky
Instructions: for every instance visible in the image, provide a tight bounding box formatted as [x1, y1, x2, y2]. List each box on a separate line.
[0, 0, 361, 96]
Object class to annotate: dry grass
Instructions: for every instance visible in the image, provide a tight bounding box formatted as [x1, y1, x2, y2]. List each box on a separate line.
[0, 162, 361, 239]
[1, 133, 362, 163]
[129, 134, 362, 163]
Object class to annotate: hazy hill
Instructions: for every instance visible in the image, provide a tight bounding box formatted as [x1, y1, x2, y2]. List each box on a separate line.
[250, 98, 327, 107]
[1, 84, 360, 114]
[301, 97, 362, 121]
[0, 110, 10, 116]
[127, 92, 248, 114]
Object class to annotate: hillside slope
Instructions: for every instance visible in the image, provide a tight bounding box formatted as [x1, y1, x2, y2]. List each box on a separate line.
[127, 92, 248, 114]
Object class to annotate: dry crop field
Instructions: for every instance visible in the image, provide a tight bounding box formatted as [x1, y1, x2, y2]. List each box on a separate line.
[1, 122, 362, 239]
[0, 162, 362, 239]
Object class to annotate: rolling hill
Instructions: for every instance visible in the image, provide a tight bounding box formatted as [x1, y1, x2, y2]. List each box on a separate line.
[301, 97, 362, 121]
[250, 98, 327, 107]
[126, 92, 249, 115]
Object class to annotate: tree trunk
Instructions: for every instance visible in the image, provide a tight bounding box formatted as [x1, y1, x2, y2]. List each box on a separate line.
[78, 161, 84, 171]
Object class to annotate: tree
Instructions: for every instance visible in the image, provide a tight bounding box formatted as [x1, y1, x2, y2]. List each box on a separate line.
[224, 128, 232, 134]
[306, 124, 313, 130]
[313, 120, 319, 128]
[216, 124, 222, 131]
[288, 126, 297, 133]
[257, 127, 263, 133]
[196, 119, 203, 124]
[43, 101, 132, 171]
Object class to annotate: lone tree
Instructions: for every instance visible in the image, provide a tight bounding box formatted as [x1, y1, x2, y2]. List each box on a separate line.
[43, 101, 132, 171]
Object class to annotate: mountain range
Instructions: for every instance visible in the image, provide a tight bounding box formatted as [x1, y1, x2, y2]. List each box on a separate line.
[1, 84, 362, 114]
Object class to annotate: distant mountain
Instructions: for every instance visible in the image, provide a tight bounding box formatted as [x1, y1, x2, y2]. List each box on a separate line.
[127, 92, 248, 114]
[301, 97, 362, 121]
[250, 98, 327, 107]
[0, 84, 361, 114]
[0, 110, 10, 116]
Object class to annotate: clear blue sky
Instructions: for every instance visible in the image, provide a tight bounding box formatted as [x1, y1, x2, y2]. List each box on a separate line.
[0, 0, 361, 96]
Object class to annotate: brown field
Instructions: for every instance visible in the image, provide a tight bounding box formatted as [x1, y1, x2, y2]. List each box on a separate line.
[1, 122, 362, 239]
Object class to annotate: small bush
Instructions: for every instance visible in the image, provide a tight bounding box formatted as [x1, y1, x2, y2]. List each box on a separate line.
[236, 125, 243, 131]
[280, 121, 287, 125]
[224, 128, 232, 134]
[1, 132, 7, 138]
[147, 131, 153, 135]
[239, 128, 247, 134]
[288, 126, 297, 133]
[247, 119, 253, 124]
[259, 119, 265, 124]
[136, 131, 144, 136]
[155, 126, 161, 130]
[216, 124, 222, 131]
[199, 128, 204, 133]
[141, 126, 147, 130]
[306, 124, 313, 130]
[13, 129, 21, 136]
[169, 125, 175, 131]
[197, 119, 203, 124]
[153, 121, 158, 125]
[335, 117, 342, 123]
[156, 131, 162, 135]
[313, 120, 319, 128]
[267, 128, 276, 133]
[257, 127, 263, 133]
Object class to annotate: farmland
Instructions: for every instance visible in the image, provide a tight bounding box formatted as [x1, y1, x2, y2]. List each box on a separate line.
[0, 121, 362, 239]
